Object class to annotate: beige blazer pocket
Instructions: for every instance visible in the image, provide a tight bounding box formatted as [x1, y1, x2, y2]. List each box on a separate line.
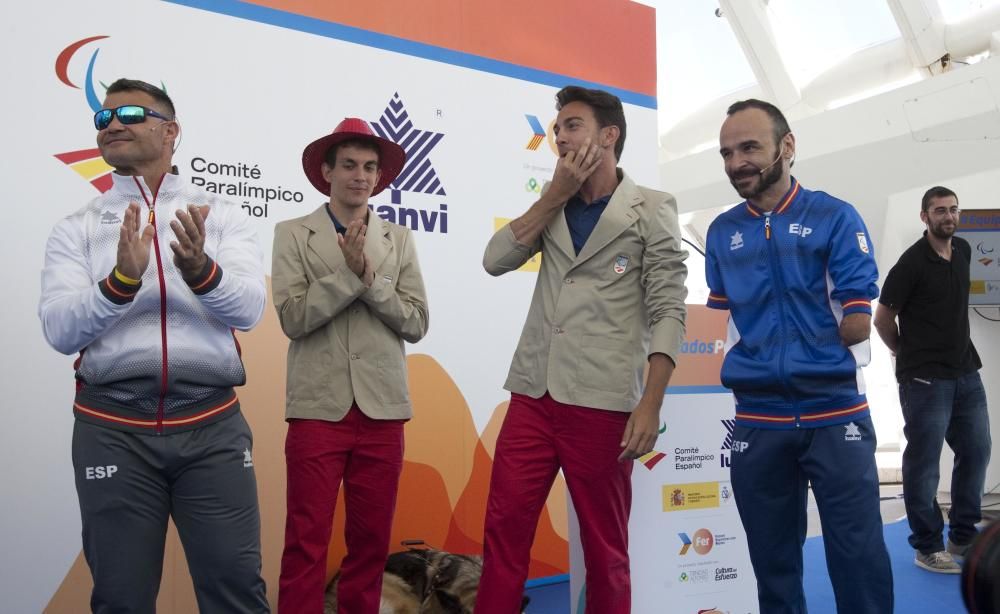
[287, 338, 333, 402]
[576, 334, 630, 394]
[376, 354, 410, 405]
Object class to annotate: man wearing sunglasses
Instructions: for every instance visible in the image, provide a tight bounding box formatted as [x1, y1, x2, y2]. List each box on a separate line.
[39, 78, 269, 612]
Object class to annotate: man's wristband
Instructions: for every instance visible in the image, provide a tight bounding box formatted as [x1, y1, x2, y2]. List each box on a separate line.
[113, 267, 141, 286]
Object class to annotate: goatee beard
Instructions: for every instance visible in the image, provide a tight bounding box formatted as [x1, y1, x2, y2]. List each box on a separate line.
[732, 162, 784, 200]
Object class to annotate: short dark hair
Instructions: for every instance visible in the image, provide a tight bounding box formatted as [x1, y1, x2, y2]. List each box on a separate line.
[105, 78, 176, 119]
[921, 186, 959, 212]
[556, 86, 627, 160]
[727, 99, 791, 147]
[324, 138, 381, 167]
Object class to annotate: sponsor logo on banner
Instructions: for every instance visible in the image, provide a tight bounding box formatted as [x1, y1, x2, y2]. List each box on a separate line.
[525, 177, 542, 193]
[714, 566, 739, 581]
[189, 157, 305, 218]
[368, 93, 449, 233]
[637, 426, 668, 470]
[53, 36, 308, 218]
[720, 419, 735, 468]
[53, 36, 116, 193]
[674, 445, 716, 471]
[719, 481, 735, 505]
[679, 568, 713, 585]
[663, 482, 720, 512]
[680, 339, 725, 354]
[678, 528, 738, 556]
[523, 112, 559, 156]
[678, 528, 714, 555]
[638, 450, 667, 470]
[525, 114, 546, 150]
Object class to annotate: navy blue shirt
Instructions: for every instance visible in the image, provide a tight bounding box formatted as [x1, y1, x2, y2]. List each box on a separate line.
[564, 193, 611, 255]
[325, 205, 347, 234]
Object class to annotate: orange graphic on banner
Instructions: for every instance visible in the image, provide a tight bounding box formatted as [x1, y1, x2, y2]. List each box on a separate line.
[243, 0, 656, 96]
[671, 305, 728, 387]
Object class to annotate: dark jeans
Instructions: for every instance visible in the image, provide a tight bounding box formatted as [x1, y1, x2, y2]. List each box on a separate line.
[900, 371, 992, 553]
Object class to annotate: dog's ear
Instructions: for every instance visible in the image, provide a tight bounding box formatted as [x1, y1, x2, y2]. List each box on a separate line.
[520, 595, 531, 612]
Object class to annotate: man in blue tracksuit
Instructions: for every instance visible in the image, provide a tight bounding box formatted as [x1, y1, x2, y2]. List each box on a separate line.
[705, 99, 893, 613]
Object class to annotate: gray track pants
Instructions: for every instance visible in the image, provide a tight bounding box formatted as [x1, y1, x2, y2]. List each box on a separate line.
[72, 412, 269, 613]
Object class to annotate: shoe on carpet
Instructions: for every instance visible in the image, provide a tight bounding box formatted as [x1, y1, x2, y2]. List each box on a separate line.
[946, 539, 970, 559]
[915, 550, 961, 574]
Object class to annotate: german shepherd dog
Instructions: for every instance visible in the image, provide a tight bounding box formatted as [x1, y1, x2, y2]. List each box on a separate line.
[324, 548, 530, 613]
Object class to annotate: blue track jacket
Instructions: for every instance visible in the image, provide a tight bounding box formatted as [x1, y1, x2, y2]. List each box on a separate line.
[705, 178, 879, 429]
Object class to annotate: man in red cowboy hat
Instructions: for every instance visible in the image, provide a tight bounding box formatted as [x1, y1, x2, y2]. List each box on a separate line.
[271, 118, 429, 613]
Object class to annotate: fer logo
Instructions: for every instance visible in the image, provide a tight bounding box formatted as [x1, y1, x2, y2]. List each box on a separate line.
[678, 528, 714, 555]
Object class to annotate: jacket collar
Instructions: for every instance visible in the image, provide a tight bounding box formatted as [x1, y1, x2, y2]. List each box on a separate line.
[110, 169, 185, 197]
[548, 169, 644, 267]
[301, 203, 393, 274]
[745, 177, 801, 218]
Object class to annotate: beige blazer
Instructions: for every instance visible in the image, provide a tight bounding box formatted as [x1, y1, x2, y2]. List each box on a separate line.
[484, 171, 687, 412]
[271, 205, 429, 421]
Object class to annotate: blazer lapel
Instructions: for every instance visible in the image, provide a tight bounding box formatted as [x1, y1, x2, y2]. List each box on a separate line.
[572, 172, 642, 268]
[301, 205, 344, 274]
[364, 212, 393, 272]
[540, 181, 576, 259]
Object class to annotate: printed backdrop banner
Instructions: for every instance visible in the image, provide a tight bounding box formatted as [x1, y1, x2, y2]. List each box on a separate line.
[2, 1, 748, 612]
[568, 307, 759, 614]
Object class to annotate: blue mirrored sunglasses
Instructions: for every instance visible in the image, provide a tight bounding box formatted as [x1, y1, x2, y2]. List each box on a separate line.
[94, 105, 172, 131]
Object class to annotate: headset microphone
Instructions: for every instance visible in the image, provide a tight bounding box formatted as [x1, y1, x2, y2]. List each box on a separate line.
[759, 142, 785, 175]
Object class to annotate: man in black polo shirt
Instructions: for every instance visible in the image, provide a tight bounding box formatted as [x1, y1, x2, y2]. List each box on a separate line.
[874, 185, 991, 574]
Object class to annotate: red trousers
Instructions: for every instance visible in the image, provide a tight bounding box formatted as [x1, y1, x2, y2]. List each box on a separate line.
[475, 392, 633, 614]
[278, 406, 404, 614]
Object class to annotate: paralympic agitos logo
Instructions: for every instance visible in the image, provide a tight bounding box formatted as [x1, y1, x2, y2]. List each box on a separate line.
[53, 36, 156, 193]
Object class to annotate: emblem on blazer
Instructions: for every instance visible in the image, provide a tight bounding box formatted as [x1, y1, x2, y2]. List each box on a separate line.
[856, 232, 870, 254]
[613, 254, 629, 274]
[730, 231, 744, 251]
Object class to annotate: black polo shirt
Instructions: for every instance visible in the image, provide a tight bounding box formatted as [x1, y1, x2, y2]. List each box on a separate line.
[879, 233, 981, 381]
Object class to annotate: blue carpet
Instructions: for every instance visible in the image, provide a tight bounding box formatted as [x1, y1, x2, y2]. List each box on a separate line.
[803, 519, 964, 613]
[523, 519, 965, 613]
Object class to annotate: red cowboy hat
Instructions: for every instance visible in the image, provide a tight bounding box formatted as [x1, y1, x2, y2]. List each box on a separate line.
[301, 117, 406, 196]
